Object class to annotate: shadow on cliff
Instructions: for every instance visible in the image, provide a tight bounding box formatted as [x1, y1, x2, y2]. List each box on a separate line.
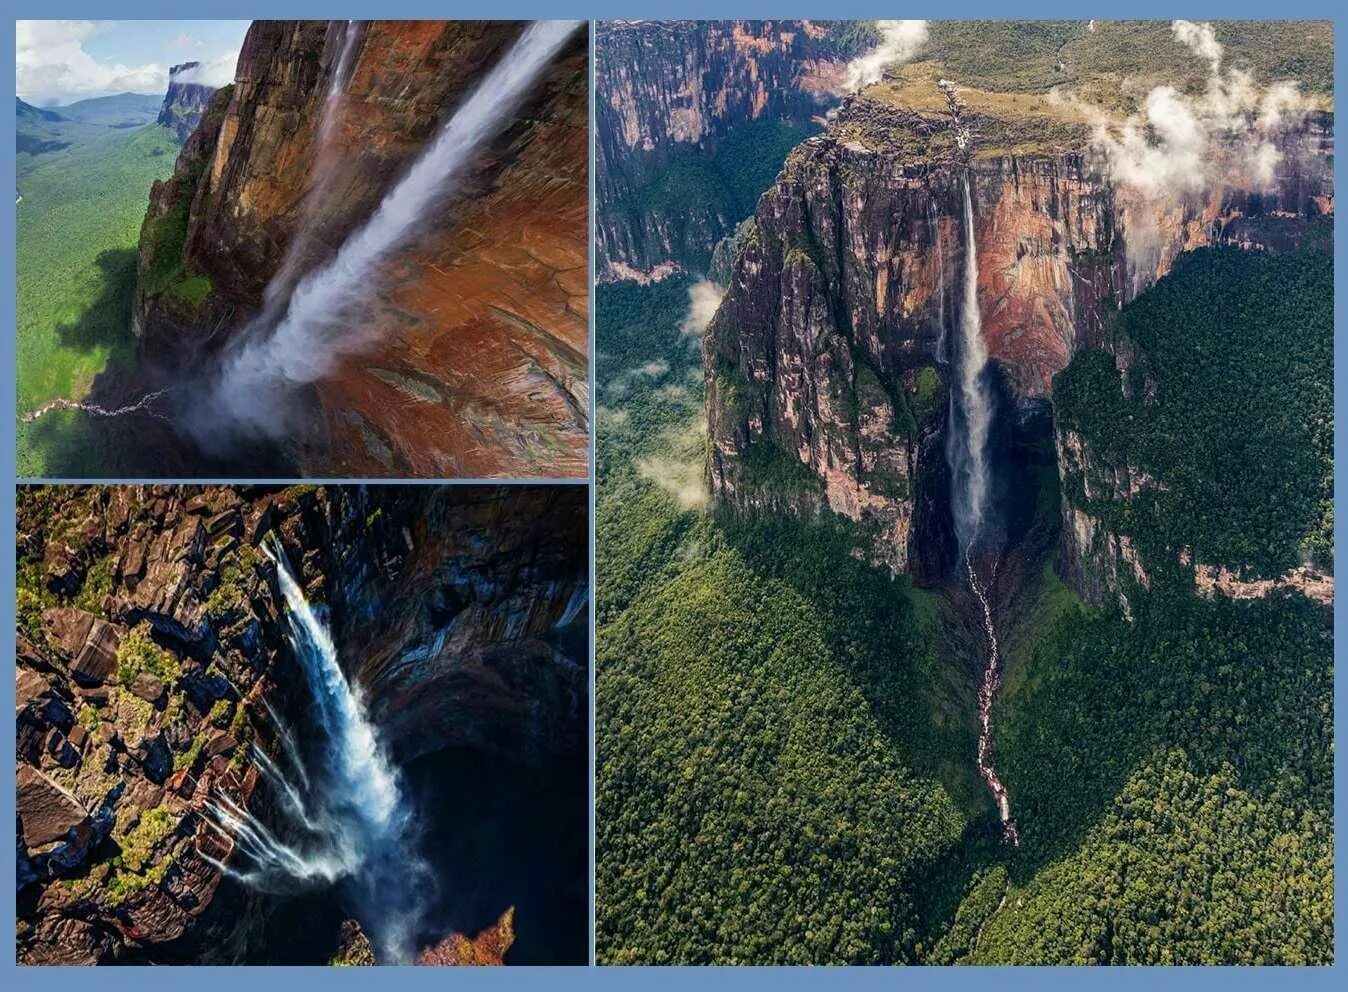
[53, 248, 139, 354]
[406, 747, 589, 964]
[716, 511, 986, 812]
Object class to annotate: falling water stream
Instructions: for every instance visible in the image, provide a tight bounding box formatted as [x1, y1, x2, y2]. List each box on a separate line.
[23, 20, 581, 450]
[948, 175, 1019, 845]
[209, 19, 582, 433]
[201, 538, 428, 962]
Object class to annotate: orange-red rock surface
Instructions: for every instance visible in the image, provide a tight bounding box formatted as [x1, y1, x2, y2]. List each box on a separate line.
[136, 21, 588, 477]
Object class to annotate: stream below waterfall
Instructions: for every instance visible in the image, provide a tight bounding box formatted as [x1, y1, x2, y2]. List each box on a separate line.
[948, 170, 1019, 845]
[965, 552, 1019, 846]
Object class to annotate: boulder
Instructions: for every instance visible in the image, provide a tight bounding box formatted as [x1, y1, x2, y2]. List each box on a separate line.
[42, 608, 122, 686]
[17, 765, 89, 848]
[43, 543, 85, 596]
[130, 672, 165, 703]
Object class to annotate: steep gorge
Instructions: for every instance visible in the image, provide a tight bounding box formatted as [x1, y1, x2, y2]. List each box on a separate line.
[704, 94, 1333, 592]
[596, 19, 859, 279]
[16, 485, 588, 964]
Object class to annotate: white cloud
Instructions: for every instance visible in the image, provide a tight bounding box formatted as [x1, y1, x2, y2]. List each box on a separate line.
[17, 20, 162, 104]
[679, 279, 724, 337]
[1171, 20, 1223, 75]
[15, 19, 239, 105]
[170, 54, 237, 88]
[1078, 20, 1315, 276]
[844, 20, 928, 92]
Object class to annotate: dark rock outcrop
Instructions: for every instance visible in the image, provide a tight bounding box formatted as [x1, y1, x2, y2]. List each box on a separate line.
[595, 20, 851, 279]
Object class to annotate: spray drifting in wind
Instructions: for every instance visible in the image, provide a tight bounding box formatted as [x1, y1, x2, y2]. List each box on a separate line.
[947, 177, 994, 553]
[256, 20, 366, 326]
[201, 538, 429, 963]
[197, 20, 582, 442]
[843, 20, 928, 92]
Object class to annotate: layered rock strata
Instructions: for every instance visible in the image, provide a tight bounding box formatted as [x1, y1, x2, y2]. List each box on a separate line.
[704, 97, 1333, 580]
[595, 20, 851, 278]
[134, 21, 589, 477]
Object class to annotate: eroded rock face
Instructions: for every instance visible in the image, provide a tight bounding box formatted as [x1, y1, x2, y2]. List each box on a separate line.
[704, 96, 1333, 578]
[133, 21, 589, 477]
[595, 20, 849, 279]
[158, 63, 216, 143]
[15, 484, 587, 964]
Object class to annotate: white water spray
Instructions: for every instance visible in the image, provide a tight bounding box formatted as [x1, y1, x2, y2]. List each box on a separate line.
[205, 20, 582, 438]
[948, 177, 994, 551]
[256, 20, 366, 326]
[204, 539, 429, 962]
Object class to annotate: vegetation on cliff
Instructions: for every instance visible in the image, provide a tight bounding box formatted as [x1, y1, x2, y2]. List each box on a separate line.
[595, 278, 984, 964]
[982, 588, 1332, 963]
[1055, 246, 1334, 578]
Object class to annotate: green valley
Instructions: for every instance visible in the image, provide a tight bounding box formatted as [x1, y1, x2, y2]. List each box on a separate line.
[17, 105, 179, 476]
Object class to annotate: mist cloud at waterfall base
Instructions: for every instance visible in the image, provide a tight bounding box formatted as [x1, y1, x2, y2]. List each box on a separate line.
[175, 20, 582, 456]
[206, 543, 437, 963]
[680, 278, 724, 337]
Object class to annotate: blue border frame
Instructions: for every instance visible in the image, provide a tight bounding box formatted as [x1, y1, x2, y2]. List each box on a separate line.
[5, 4, 1346, 983]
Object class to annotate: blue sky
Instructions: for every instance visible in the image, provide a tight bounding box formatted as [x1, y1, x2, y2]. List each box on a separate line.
[16, 20, 251, 107]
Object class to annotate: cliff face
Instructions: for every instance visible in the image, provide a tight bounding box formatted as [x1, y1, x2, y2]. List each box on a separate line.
[705, 97, 1333, 579]
[595, 20, 848, 279]
[134, 21, 589, 478]
[157, 63, 216, 142]
[15, 484, 587, 964]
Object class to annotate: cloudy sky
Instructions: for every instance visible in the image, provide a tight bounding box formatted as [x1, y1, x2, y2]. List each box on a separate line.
[16, 20, 250, 107]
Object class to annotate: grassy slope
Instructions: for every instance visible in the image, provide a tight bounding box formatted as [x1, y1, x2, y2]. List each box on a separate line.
[16, 122, 178, 476]
[860, 20, 1334, 157]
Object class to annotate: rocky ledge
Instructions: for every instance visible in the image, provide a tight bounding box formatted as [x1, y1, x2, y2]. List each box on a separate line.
[16, 484, 587, 964]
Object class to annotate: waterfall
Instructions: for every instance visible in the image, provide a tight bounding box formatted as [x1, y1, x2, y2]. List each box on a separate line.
[256, 20, 366, 326]
[944, 175, 1019, 845]
[204, 20, 582, 438]
[204, 539, 429, 962]
[947, 175, 994, 551]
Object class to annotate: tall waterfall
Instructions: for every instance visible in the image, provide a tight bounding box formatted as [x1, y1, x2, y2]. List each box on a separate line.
[947, 176, 994, 551]
[256, 20, 366, 327]
[205, 20, 581, 437]
[944, 175, 1019, 845]
[202, 539, 429, 962]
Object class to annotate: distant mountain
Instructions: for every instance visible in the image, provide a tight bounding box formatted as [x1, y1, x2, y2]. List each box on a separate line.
[157, 63, 217, 142]
[57, 92, 163, 128]
[16, 97, 81, 156]
[16, 98, 64, 123]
